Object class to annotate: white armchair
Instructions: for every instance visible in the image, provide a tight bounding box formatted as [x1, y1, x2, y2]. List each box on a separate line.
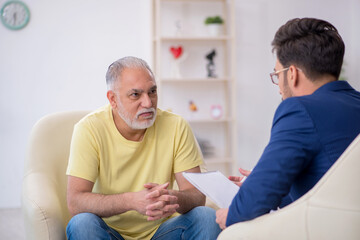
[22, 111, 89, 240]
[218, 134, 360, 240]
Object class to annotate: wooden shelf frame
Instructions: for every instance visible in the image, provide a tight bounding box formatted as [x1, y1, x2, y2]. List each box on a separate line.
[152, 0, 237, 175]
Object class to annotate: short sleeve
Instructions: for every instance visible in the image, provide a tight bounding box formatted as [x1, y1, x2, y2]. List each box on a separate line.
[66, 120, 100, 182]
[173, 117, 204, 173]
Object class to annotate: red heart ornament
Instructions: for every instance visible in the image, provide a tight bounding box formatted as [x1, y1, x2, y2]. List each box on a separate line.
[170, 46, 183, 59]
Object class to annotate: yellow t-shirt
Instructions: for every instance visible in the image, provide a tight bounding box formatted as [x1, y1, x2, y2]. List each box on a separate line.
[66, 105, 203, 240]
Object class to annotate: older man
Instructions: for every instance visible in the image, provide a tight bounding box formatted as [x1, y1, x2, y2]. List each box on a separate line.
[66, 56, 221, 240]
[216, 18, 360, 228]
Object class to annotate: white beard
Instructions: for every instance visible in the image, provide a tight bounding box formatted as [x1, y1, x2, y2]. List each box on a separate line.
[117, 102, 156, 130]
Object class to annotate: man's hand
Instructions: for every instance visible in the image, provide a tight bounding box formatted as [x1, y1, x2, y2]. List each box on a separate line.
[67, 177, 178, 219]
[228, 168, 251, 187]
[143, 182, 179, 221]
[216, 208, 229, 229]
[131, 183, 173, 217]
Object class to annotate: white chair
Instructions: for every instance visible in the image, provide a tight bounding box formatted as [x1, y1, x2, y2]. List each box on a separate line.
[22, 111, 89, 240]
[218, 134, 360, 240]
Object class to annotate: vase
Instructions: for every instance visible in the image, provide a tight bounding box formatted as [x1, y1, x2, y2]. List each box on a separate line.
[206, 24, 223, 37]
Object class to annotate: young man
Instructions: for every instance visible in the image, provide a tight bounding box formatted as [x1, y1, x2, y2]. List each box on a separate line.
[216, 17, 360, 228]
[66, 56, 221, 239]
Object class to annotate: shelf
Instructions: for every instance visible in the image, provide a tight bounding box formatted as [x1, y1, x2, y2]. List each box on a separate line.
[155, 36, 230, 41]
[160, 0, 225, 3]
[153, 0, 236, 176]
[187, 118, 233, 123]
[160, 77, 230, 83]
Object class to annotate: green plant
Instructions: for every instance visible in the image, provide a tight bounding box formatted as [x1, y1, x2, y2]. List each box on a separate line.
[204, 16, 224, 25]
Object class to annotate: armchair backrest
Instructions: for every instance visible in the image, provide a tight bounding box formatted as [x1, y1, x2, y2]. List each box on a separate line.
[22, 111, 89, 240]
[305, 133, 360, 239]
[218, 133, 360, 240]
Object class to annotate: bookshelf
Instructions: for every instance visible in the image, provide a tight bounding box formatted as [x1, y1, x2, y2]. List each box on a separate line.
[152, 0, 236, 175]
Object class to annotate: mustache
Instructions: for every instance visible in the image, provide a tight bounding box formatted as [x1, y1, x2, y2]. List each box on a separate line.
[136, 108, 156, 119]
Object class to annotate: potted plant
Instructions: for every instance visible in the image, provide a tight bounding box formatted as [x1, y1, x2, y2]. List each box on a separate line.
[204, 16, 224, 36]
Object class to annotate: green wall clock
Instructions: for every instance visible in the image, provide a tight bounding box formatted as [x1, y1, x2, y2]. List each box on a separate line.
[1, 1, 30, 30]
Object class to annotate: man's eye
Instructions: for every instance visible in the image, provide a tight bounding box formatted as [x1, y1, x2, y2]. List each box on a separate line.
[130, 93, 139, 97]
[150, 89, 157, 95]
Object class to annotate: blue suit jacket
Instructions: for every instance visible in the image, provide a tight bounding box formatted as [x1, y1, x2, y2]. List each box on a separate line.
[227, 81, 360, 226]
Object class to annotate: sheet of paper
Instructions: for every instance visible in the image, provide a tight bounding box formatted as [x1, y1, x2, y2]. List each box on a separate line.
[182, 171, 239, 208]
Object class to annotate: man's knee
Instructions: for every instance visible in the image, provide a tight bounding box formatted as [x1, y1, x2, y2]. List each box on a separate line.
[188, 206, 217, 221]
[66, 213, 103, 238]
[185, 206, 221, 238]
[67, 213, 100, 229]
[186, 206, 220, 229]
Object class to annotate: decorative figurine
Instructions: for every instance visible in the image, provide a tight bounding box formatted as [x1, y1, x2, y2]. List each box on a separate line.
[170, 46, 183, 59]
[170, 45, 187, 79]
[189, 100, 198, 112]
[174, 20, 182, 36]
[205, 49, 217, 78]
[188, 100, 198, 120]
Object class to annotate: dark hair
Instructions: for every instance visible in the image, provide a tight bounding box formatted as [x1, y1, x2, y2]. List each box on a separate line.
[272, 18, 345, 80]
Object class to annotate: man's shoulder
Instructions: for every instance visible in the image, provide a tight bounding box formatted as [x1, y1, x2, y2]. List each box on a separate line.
[276, 92, 325, 115]
[278, 81, 360, 115]
[156, 109, 186, 124]
[153, 109, 191, 136]
[76, 105, 111, 128]
[272, 97, 314, 130]
[276, 97, 306, 115]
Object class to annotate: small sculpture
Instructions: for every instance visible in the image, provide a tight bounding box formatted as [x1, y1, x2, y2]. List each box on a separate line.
[170, 46, 183, 59]
[206, 49, 217, 78]
[174, 20, 182, 36]
[189, 100, 198, 112]
[188, 100, 198, 120]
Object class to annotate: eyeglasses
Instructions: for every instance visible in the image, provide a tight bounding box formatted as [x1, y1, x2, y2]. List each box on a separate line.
[270, 67, 289, 85]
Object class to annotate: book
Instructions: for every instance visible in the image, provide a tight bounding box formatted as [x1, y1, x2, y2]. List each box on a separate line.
[182, 171, 239, 208]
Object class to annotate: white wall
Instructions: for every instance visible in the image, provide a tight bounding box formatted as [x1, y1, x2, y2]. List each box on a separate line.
[0, 0, 152, 208]
[1, 0, 359, 208]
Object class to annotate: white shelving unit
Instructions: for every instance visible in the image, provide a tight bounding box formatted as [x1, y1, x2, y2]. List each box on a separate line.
[152, 0, 236, 175]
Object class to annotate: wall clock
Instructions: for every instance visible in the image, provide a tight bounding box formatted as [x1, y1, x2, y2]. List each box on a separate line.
[210, 105, 223, 120]
[0, 1, 30, 30]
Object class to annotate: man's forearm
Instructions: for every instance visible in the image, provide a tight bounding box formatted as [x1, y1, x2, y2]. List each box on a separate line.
[67, 191, 134, 218]
[170, 188, 206, 214]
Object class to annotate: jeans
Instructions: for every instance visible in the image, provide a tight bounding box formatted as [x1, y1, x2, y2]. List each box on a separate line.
[66, 206, 221, 240]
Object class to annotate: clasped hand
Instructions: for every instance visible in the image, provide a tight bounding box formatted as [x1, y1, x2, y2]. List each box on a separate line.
[135, 182, 179, 221]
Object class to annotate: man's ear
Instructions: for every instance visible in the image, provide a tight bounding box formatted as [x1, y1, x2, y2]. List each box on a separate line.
[288, 65, 299, 88]
[107, 90, 117, 109]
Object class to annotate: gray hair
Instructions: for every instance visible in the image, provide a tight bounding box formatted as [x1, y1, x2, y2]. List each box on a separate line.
[106, 56, 155, 90]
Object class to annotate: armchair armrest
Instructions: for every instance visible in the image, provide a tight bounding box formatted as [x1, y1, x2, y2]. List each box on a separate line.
[22, 172, 70, 240]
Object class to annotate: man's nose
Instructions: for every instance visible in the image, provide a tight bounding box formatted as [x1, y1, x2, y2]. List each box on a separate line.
[141, 94, 152, 108]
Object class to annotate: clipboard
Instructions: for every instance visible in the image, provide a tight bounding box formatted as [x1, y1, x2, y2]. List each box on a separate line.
[183, 171, 239, 208]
